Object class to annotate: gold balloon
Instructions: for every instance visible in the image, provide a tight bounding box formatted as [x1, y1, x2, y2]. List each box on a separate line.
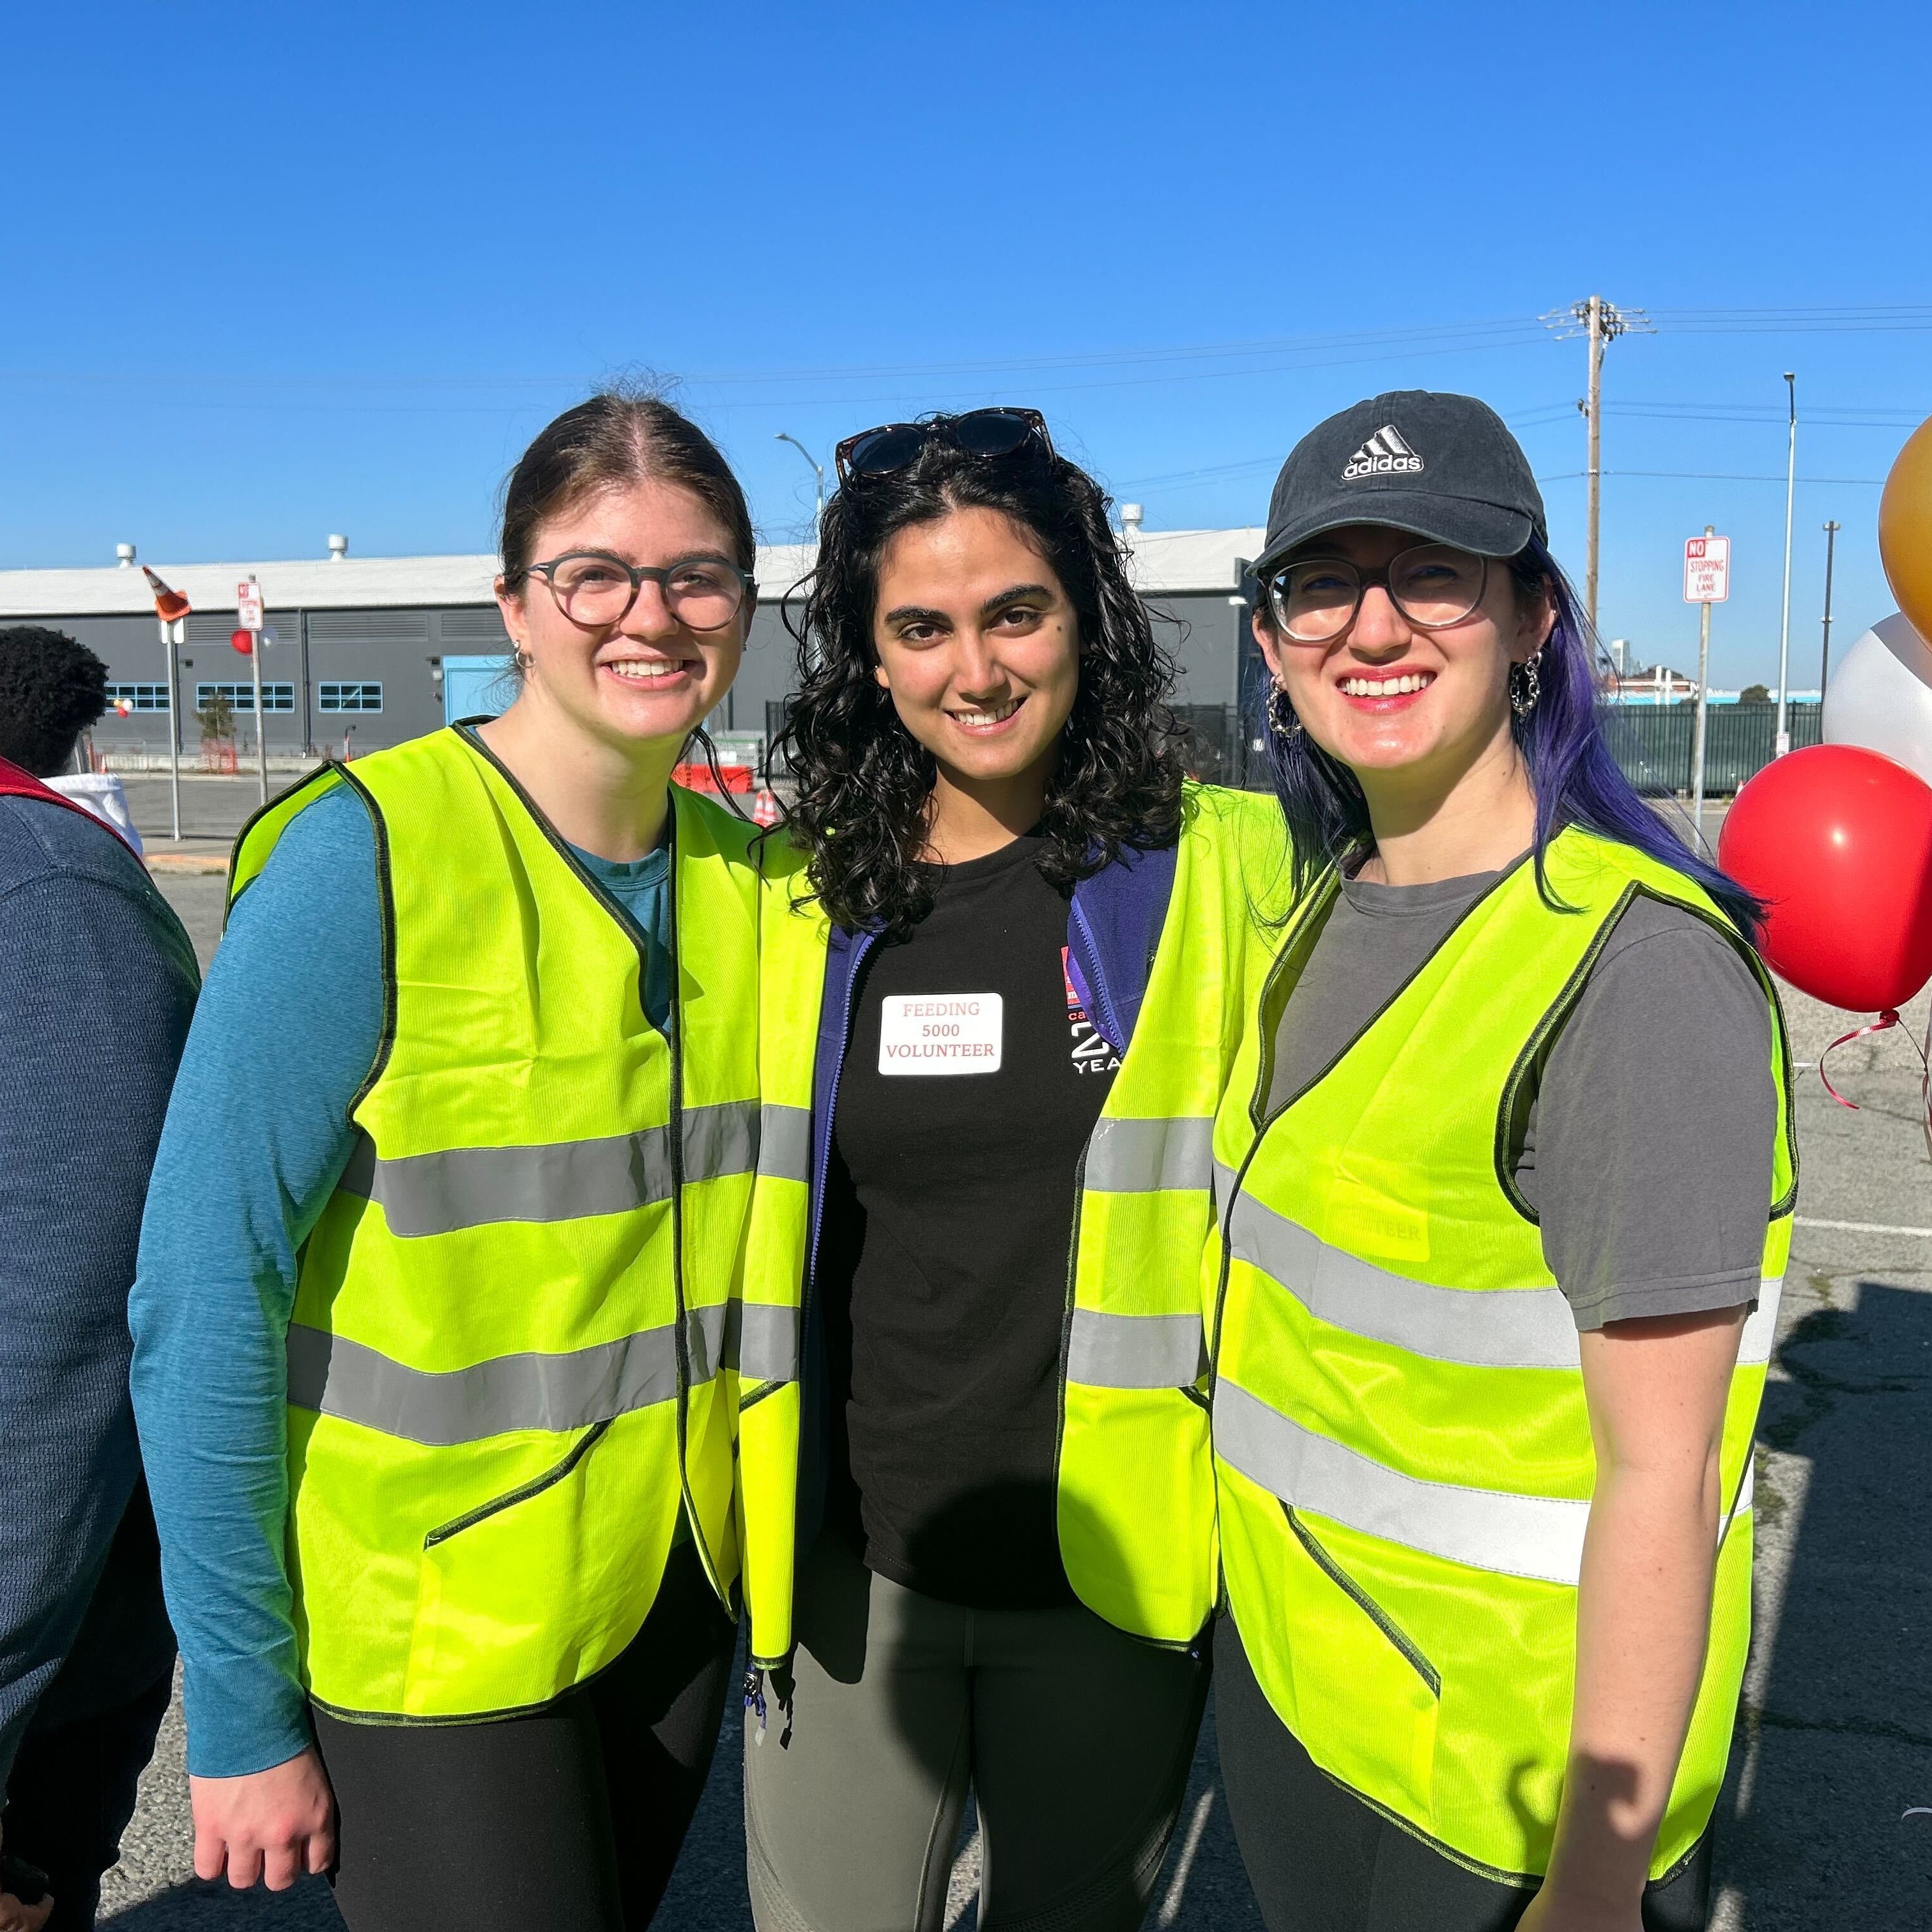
[1880, 413, 1932, 643]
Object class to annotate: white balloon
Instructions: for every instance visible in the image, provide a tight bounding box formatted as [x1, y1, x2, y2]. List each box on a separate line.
[1821, 611, 1932, 788]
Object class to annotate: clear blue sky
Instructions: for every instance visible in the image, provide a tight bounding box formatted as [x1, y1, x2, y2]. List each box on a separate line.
[7, 0, 1929, 691]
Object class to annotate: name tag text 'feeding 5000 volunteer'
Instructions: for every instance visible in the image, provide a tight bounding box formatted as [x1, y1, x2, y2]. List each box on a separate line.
[878, 994, 1004, 1075]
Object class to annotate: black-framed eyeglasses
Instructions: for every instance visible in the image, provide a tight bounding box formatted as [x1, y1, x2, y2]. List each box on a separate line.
[521, 551, 755, 632]
[1265, 542, 1490, 643]
[834, 407, 1053, 486]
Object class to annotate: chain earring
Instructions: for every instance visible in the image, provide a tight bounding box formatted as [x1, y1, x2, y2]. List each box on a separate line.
[1510, 650, 1542, 717]
[1267, 684, 1303, 740]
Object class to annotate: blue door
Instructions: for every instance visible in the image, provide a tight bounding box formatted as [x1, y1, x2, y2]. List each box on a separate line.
[441, 655, 515, 724]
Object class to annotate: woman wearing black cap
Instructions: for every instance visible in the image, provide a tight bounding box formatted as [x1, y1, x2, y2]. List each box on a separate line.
[1206, 392, 1793, 1931]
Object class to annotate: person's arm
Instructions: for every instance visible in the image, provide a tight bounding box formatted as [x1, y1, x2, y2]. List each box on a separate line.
[1522, 1307, 1746, 1932]
[128, 784, 381, 1887]
[0, 859, 196, 1804]
[1519, 906, 1778, 1929]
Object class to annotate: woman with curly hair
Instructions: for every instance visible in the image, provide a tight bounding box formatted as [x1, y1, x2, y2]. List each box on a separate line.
[735, 408, 1284, 1932]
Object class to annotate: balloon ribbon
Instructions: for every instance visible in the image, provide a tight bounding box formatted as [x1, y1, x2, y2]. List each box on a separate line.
[1818, 1008, 1932, 1161]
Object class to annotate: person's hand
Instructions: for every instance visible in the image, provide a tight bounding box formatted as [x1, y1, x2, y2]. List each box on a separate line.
[1515, 1882, 1644, 1932]
[188, 1745, 335, 1890]
[0, 1824, 54, 1932]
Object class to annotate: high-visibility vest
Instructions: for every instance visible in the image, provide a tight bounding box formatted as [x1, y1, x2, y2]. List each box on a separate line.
[227, 726, 762, 1721]
[737, 783, 1289, 1668]
[1208, 829, 1797, 1884]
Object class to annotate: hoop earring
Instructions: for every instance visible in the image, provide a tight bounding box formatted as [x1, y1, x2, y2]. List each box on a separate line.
[512, 645, 533, 673]
[1266, 684, 1303, 740]
[1510, 650, 1542, 717]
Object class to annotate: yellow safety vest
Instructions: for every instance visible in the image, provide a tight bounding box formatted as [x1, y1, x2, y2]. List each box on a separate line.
[1208, 828, 1797, 1884]
[737, 783, 1289, 1668]
[228, 725, 762, 1721]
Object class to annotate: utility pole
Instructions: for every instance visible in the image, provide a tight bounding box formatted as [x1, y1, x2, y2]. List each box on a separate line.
[1775, 372, 1798, 755]
[1544, 297, 1653, 632]
[1820, 519, 1841, 698]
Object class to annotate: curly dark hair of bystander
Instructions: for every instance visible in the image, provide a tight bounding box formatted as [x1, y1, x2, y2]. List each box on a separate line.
[0, 625, 110, 777]
[778, 415, 1188, 939]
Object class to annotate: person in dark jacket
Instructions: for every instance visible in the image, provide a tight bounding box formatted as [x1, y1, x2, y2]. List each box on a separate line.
[0, 745, 199, 1931]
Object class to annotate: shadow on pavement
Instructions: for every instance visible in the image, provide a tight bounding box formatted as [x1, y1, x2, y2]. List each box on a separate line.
[1716, 1277, 1932, 1928]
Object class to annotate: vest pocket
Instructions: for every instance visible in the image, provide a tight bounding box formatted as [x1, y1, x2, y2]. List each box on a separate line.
[422, 1418, 613, 1549]
[1278, 1503, 1441, 1814]
[403, 1409, 680, 1717]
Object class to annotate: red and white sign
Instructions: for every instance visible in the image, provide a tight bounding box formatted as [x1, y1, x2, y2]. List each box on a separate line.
[236, 579, 265, 631]
[1683, 536, 1731, 604]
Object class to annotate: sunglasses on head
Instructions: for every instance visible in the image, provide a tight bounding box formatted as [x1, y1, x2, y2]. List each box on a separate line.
[834, 407, 1053, 487]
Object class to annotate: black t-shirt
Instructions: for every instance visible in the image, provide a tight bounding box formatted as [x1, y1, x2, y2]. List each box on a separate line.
[820, 832, 1120, 1608]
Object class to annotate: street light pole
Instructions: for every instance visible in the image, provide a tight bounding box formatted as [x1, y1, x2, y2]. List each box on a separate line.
[774, 433, 824, 528]
[1775, 371, 1797, 755]
[1820, 519, 1841, 700]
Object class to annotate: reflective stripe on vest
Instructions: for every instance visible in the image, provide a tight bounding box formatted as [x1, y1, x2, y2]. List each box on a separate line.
[335, 1098, 804, 1237]
[1216, 1375, 1760, 1588]
[1222, 1183, 1784, 1372]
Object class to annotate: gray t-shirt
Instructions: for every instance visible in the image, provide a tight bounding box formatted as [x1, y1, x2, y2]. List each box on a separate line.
[1262, 861, 1778, 1329]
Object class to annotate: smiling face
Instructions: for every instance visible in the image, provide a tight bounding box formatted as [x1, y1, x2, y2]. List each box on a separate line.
[494, 477, 746, 755]
[1254, 523, 1553, 790]
[870, 504, 1080, 808]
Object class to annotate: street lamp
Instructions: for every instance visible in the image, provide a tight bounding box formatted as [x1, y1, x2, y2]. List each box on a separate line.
[774, 433, 824, 528]
[1820, 519, 1841, 699]
[1775, 371, 1797, 755]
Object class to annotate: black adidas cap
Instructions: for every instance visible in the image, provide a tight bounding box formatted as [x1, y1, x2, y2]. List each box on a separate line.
[1253, 390, 1547, 580]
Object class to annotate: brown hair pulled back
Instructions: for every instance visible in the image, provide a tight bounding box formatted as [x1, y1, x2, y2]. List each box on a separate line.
[499, 389, 755, 586]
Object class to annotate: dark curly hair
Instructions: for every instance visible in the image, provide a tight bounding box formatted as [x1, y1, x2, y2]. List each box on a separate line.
[779, 419, 1186, 938]
[0, 625, 109, 776]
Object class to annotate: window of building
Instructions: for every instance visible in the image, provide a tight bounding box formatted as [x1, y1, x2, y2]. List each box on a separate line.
[195, 682, 296, 714]
[318, 682, 385, 713]
[104, 682, 171, 712]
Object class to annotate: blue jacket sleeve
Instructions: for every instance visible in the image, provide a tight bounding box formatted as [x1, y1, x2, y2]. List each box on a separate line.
[0, 816, 199, 1799]
[129, 783, 383, 1779]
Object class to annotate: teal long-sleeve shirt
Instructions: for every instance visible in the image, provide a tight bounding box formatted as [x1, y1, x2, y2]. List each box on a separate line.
[128, 782, 673, 1778]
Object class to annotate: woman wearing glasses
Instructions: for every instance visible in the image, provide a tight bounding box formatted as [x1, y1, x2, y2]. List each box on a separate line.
[1209, 392, 1793, 1931]
[735, 408, 1284, 1931]
[130, 393, 764, 1931]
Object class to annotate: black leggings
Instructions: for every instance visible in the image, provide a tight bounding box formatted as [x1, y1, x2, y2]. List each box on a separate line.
[1215, 1614, 1712, 1932]
[311, 1537, 737, 1932]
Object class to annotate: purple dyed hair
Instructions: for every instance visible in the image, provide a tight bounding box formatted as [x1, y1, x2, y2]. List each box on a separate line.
[1261, 540, 1763, 940]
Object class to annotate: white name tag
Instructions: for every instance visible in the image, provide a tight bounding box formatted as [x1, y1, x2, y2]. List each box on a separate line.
[878, 993, 1004, 1076]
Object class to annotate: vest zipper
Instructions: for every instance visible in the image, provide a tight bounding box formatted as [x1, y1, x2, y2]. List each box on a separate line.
[1282, 1504, 1441, 1698]
[423, 1418, 613, 1548]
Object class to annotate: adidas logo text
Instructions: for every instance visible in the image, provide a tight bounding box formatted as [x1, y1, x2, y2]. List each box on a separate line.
[1343, 425, 1423, 481]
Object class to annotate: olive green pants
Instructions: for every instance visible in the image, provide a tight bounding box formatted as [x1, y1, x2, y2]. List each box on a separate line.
[744, 1533, 1209, 1932]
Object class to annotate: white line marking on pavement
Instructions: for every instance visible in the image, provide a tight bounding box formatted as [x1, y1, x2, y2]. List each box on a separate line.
[1797, 1216, 1932, 1238]
[1158, 1787, 1216, 1926]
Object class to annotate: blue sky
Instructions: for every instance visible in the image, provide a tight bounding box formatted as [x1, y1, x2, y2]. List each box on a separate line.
[6, 0, 1928, 689]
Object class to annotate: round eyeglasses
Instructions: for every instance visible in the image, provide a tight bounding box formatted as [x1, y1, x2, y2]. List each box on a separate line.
[1266, 542, 1490, 643]
[523, 551, 755, 632]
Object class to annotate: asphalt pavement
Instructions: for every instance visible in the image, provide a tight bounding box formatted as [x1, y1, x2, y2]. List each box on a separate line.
[101, 778, 1932, 1928]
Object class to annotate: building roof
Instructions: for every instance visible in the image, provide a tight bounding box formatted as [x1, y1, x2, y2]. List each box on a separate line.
[0, 526, 1266, 619]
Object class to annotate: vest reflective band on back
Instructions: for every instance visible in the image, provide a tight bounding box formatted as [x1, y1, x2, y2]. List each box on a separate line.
[229, 730, 763, 1721]
[736, 785, 1291, 1667]
[1209, 829, 1796, 1885]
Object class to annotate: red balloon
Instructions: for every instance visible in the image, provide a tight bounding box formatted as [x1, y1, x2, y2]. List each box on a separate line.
[1718, 743, 1932, 1011]
[230, 628, 254, 656]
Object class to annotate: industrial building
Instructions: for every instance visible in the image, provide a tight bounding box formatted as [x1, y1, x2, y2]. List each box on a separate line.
[0, 519, 1266, 770]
